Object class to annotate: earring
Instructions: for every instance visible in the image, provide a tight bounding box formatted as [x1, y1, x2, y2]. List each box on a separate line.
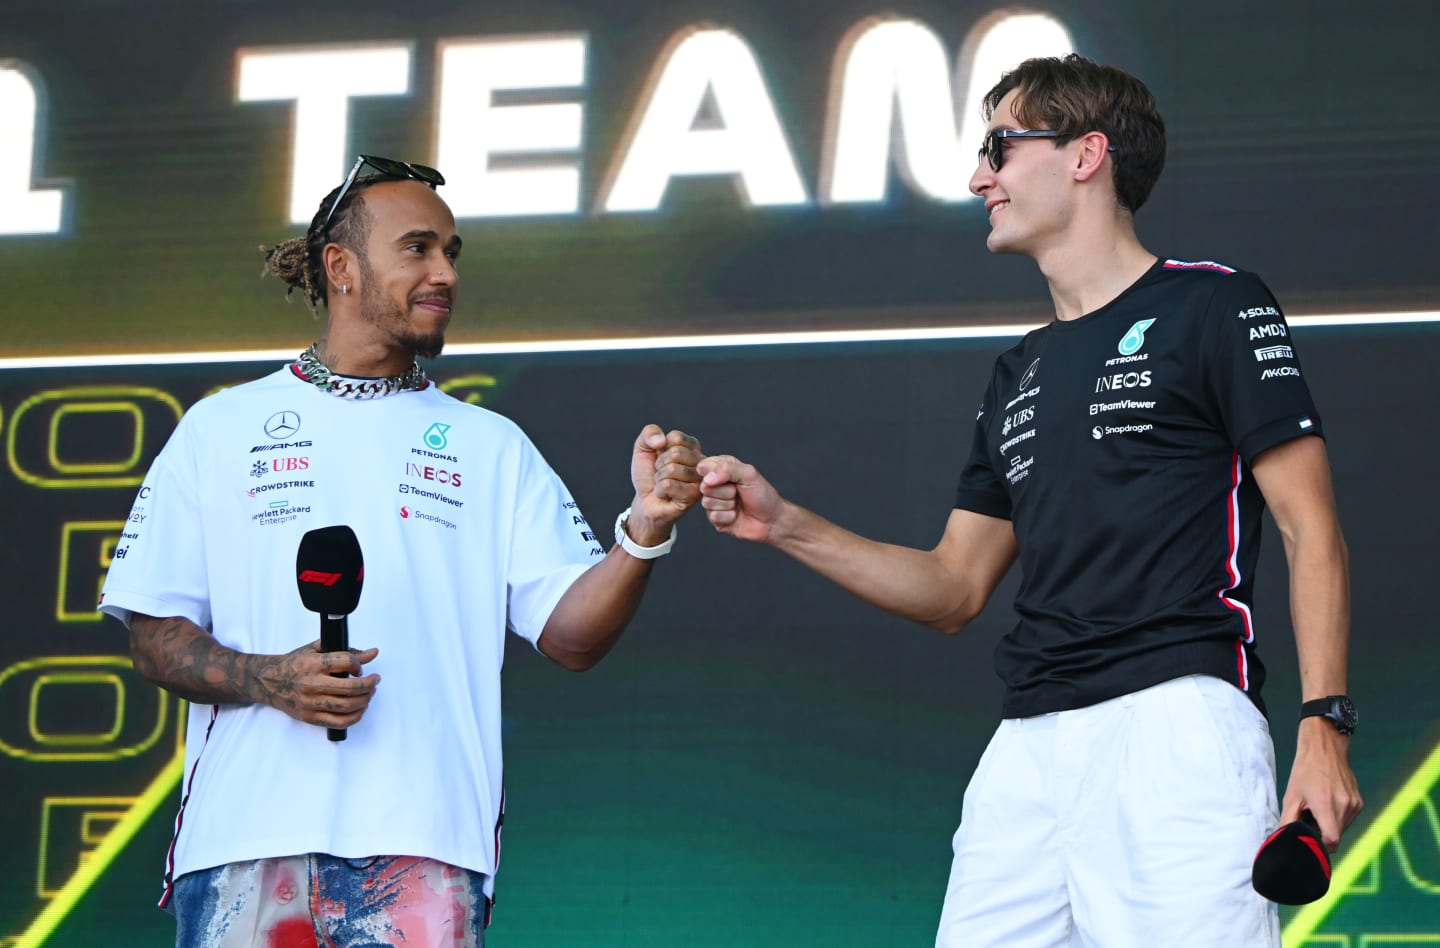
[341, 284, 350, 295]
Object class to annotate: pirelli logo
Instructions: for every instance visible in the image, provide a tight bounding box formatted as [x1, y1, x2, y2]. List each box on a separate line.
[1254, 345, 1294, 362]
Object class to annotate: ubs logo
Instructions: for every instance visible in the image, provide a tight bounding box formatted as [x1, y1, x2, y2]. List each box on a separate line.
[265, 411, 301, 439]
[252, 457, 310, 477]
[1002, 406, 1035, 436]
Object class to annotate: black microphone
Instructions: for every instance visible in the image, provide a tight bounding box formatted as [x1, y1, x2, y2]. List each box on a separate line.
[295, 526, 365, 742]
[1252, 809, 1331, 904]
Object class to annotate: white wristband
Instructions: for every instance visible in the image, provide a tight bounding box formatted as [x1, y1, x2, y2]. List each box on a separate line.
[613, 507, 676, 559]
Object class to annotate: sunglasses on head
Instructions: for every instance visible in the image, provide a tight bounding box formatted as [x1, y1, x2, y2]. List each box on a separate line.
[978, 129, 1115, 172]
[322, 155, 446, 235]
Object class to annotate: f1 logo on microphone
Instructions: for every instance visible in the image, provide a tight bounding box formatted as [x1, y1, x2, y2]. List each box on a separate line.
[298, 570, 342, 587]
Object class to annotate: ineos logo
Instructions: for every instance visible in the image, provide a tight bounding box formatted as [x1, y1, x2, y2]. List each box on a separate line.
[265, 411, 301, 439]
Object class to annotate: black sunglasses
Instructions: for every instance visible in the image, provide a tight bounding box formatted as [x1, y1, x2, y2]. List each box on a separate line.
[322, 155, 446, 235]
[979, 129, 1115, 172]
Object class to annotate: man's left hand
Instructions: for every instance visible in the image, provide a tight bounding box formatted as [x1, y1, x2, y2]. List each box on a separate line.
[1282, 717, 1363, 851]
[626, 425, 703, 545]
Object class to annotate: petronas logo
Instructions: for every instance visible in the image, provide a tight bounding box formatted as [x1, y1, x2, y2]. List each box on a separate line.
[1118, 318, 1156, 355]
[423, 423, 452, 450]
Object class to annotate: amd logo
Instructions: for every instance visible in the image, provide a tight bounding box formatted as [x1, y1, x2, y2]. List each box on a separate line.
[1248, 323, 1287, 341]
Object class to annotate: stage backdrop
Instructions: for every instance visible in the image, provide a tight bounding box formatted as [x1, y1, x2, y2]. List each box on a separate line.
[2, 0, 1437, 945]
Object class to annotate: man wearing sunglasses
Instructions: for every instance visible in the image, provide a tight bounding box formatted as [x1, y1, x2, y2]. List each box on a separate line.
[100, 155, 704, 946]
[698, 55, 1359, 945]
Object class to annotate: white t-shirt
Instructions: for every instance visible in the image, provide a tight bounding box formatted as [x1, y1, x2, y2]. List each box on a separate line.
[100, 367, 604, 896]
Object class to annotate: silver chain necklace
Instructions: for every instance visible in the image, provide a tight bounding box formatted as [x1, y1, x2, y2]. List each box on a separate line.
[293, 344, 428, 399]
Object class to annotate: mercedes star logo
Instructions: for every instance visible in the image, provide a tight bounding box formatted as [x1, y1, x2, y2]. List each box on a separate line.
[265, 411, 301, 439]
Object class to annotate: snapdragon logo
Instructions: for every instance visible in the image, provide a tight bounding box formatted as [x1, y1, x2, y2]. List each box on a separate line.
[399, 505, 457, 529]
[1092, 423, 1154, 440]
[1117, 318, 1156, 356]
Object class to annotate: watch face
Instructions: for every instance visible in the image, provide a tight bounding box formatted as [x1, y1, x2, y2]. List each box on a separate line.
[1335, 696, 1358, 730]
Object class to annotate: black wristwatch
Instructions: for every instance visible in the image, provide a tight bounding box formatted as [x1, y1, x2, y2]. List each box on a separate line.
[1299, 695, 1357, 735]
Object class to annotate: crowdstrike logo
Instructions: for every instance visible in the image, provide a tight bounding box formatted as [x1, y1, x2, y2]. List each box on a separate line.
[998, 428, 1036, 455]
[247, 480, 315, 497]
[1117, 318, 1156, 356]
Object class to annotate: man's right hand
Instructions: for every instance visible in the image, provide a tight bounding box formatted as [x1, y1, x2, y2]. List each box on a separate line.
[129, 613, 380, 732]
[256, 640, 381, 731]
[697, 454, 785, 543]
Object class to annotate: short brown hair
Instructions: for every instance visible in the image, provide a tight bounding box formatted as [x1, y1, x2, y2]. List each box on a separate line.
[983, 54, 1165, 213]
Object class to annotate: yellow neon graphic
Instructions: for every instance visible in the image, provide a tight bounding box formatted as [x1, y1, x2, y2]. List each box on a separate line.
[45, 402, 143, 474]
[0, 657, 168, 762]
[14, 753, 184, 948]
[36, 798, 133, 899]
[54, 521, 123, 623]
[438, 373, 498, 405]
[1285, 739, 1440, 945]
[6, 387, 181, 488]
[28, 673, 124, 745]
[1391, 794, 1440, 895]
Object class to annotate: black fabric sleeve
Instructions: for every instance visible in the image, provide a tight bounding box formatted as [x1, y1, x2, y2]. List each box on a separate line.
[1197, 271, 1323, 465]
[954, 367, 1012, 520]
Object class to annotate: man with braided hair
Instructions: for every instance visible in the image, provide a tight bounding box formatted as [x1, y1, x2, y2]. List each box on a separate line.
[101, 156, 703, 947]
[698, 56, 1361, 945]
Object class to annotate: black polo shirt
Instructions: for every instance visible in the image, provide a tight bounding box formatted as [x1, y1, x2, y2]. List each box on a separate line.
[956, 258, 1322, 719]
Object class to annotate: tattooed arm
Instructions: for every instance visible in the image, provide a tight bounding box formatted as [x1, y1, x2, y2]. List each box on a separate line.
[128, 613, 382, 730]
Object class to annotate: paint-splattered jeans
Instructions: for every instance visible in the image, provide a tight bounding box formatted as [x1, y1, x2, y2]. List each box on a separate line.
[171, 854, 489, 947]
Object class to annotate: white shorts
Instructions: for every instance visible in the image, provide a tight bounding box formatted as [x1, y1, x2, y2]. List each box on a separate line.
[935, 675, 1281, 948]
